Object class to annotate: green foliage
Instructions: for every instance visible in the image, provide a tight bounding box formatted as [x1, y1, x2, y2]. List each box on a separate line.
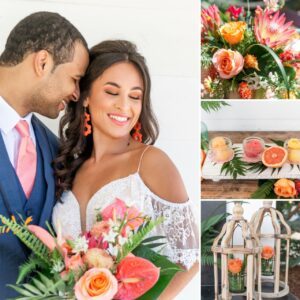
[201, 101, 230, 113]
[201, 212, 227, 266]
[133, 245, 182, 300]
[220, 147, 248, 179]
[116, 217, 164, 264]
[247, 161, 267, 175]
[0, 215, 50, 265]
[251, 180, 276, 199]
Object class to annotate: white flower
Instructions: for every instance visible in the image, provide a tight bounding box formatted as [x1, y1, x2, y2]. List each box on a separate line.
[51, 260, 65, 273]
[72, 236, 88, 254]
[107, 243, 119, 257]
[103, 229, 119, 243]
[291, 232, 300, 240]
[118, 235, 128, 246]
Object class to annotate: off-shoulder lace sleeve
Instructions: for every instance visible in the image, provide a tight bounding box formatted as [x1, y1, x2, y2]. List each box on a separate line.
[144, 193, 199, 270]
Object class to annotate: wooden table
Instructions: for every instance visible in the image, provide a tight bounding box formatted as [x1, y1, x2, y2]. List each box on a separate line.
[201, 131, 300, 199]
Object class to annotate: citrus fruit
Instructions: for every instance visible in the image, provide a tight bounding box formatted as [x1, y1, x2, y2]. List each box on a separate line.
[114, 255, 160, 300]
[261, 146, 287, 168]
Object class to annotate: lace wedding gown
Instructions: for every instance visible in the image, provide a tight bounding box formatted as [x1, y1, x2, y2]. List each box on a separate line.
[52, 149, 199, 270]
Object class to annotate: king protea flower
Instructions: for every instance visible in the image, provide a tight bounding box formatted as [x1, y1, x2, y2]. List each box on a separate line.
[254, 8, 296, 49]
[201, 5, 221, 42]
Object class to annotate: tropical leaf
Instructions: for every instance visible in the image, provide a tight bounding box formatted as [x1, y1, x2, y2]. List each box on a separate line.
[251, 180, 276, 199]
[0, 215, 50, 265]
[116, 217, 164, 264]
[133, 245, 182, 300]
[220, 147, 248, 179]
[247, 161, 267, 175]
[17, 257, 47, 284]
[201, 101, 230, 113]
[269, 139, 284, 147]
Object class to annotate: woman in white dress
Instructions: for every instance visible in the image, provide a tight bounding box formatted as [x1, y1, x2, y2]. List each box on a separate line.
[53, 40, 199, 299]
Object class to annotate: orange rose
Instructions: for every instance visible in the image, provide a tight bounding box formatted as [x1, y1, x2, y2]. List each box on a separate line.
[75, 268, 118, 300]
[262, 246, 274, 260]
[84, 249, 114, 269]
[212, 49, 244, 79]
[228, 258, 243, 274]
[220, 21, 247, 45]
[274, 178, 297, 198]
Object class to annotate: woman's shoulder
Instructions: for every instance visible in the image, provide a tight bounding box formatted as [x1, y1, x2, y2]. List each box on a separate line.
[138, 145, 188, 204]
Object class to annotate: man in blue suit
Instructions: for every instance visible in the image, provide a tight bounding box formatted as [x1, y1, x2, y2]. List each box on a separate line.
[0, 12, 89, 298]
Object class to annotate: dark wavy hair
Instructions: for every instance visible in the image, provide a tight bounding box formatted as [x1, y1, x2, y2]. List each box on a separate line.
[0, 11, 88, 67]
[54, 40, 159, 200]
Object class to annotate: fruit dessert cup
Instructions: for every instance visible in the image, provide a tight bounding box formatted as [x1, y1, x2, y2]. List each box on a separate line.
[243, 137, 265, 162]
[284, 138, 300, 164]
[209, 136, 234, 163]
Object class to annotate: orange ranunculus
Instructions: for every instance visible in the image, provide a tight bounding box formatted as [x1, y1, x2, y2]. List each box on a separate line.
[274, 178, 297, 198]
[220, 21, 247, 45]
[228, 258, 243, 274]
[212, 49, 244, 79]
[262, 246, 274, 260]
[238, 82, 252, 99]
[75, 268, 118, 300]
[244, 54, 260, 71]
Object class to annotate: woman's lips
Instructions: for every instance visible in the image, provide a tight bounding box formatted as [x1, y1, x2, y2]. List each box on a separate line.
[108, 113, 130, 126]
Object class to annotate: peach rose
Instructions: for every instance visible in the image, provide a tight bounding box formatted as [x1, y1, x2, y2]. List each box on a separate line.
[262, 246, 274, 260]
[228, 258, 243, 274]
[212, 49, 244, 79]
[90, 221, 110, 238]
[84, 249, 114, 269]
[220, 21, 247, 45]
[75, 268, 118, 300]
[274, 178, 297, 198]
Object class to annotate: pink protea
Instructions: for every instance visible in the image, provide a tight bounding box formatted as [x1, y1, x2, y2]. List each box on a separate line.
[254, 8, 296, 49]
[201, 5, 221, 42]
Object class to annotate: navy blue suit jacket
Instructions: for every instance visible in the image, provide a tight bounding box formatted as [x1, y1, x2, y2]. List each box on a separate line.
[0, 115, 58, 299]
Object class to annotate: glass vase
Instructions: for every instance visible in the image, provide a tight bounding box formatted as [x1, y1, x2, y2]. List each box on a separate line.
[262, 257, 274, 276]
[228, 272, 246, 293]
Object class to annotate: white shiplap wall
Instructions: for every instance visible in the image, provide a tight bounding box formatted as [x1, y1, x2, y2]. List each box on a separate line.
[0, 0, 200, 298]
[202, 101, 300, 131]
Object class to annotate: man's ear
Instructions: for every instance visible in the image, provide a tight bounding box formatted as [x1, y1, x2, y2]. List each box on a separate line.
[34, 50, 54, 77]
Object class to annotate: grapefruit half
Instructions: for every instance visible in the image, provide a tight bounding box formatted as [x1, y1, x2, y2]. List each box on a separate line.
[261, 146, 287, 168]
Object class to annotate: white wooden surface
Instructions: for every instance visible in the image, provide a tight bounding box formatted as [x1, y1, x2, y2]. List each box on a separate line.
[202, 144, 300, 181]
[0, 1, 200, 298]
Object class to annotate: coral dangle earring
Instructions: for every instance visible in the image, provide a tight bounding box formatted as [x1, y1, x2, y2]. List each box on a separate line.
[83, 108, 92, 137]
[132, 122, 142, 142]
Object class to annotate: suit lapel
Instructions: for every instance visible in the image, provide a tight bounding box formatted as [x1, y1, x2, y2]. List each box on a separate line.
[31, 116, 56, 227]
[0, 133, 25, 217]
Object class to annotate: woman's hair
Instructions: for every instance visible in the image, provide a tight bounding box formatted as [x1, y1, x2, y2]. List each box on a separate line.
[53, 40, 159, 200]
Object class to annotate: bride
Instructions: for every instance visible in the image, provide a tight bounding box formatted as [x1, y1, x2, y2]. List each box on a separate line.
[52, 40, 199, 299]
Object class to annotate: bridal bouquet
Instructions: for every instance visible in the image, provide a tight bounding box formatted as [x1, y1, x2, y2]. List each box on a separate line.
[0, 198, 181, 299]
[201, 0, 300, 99]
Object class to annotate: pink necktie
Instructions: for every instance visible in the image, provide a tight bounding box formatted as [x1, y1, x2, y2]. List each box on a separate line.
[15, 120, 37, 199]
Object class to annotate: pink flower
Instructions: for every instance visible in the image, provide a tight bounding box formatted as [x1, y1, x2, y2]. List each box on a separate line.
[64, 253, 85, 272]
[227, 5, 244, 19]
[201, 5, 221, 42]
[212, 49, 244, 79]
[75, 268, 118, 300]
[254, 8, 296, 49]
[84, 248, 114, 269]
[27, 225, 56, 251]
[90, 221, 110, 238]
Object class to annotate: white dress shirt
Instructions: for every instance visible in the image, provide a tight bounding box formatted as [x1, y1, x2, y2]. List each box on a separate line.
[0, 96, 36, 169]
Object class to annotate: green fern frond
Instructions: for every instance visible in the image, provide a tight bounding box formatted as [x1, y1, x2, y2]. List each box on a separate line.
[251, 180, 276, 199]
[116, 217, 164, 264]
[0, 215, 50, 265]
[247, 161, 267, 175]
[17, 257, 47, 284]
[201, 101, 230, 113]
[220, 148, 248, 179]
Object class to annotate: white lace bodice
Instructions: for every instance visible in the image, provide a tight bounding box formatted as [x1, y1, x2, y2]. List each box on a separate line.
[52, 173, 199, 270]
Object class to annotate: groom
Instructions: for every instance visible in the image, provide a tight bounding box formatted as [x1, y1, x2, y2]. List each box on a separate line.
[0, 12, 89, 297]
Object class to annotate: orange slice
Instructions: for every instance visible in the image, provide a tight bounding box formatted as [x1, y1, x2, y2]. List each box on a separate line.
[262, 146, 287, 168]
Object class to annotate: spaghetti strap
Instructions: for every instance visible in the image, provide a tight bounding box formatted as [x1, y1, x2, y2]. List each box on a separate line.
[137, 145, 151, 173]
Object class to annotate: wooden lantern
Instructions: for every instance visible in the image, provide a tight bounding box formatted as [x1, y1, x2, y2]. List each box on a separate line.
[212, 202, 262, 300]
[250, 201, 291, 298]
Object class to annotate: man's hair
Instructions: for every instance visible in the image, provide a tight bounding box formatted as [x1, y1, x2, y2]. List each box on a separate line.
[0, 11, 88, 67]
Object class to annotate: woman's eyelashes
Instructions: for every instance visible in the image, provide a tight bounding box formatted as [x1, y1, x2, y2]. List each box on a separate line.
[105, 90, 142, 100]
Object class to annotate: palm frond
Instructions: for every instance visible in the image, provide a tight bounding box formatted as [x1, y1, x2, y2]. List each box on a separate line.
[201, 101, 230, 113]
[0, 215, 50, 265]
[116, 217, 164, 264]
[251, 180, 276, 199]
[17, 257, 47, 284]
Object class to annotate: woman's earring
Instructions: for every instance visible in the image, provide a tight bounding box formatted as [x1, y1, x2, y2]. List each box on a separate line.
[132, 122, 142, 142]
[83, 107, 92, 137]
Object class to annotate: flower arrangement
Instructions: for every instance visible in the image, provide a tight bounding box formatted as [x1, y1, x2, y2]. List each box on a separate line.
[0, 198, 182, 300]
[228, 258, 246, 293]
[261, 246, 275, 276]
[201, 1, 300, 99]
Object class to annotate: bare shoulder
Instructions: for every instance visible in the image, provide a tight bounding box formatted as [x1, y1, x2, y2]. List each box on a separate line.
[139, 146, 188, 203]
